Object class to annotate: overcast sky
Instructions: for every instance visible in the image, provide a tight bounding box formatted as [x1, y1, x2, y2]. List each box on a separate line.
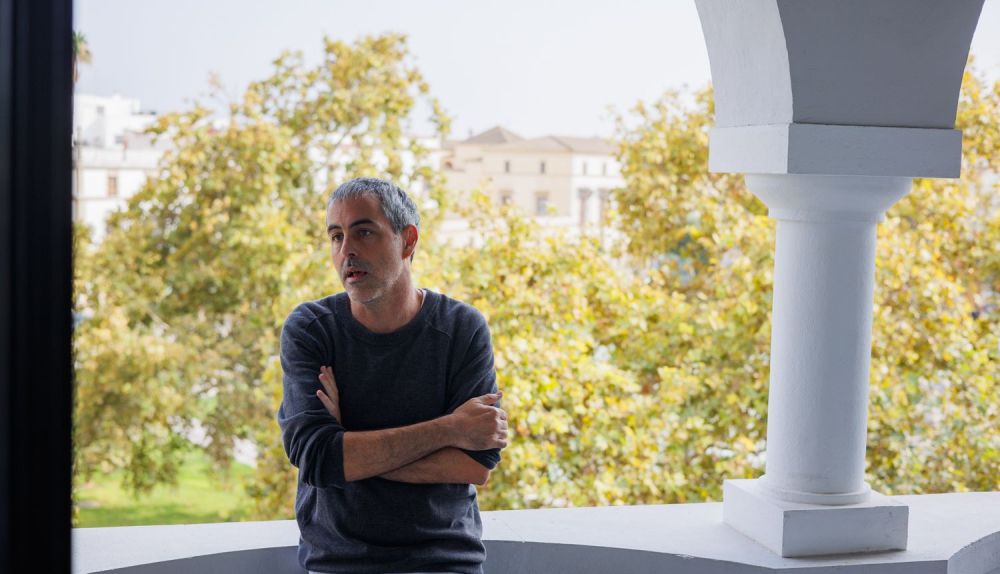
[75, 0, 1000, 139]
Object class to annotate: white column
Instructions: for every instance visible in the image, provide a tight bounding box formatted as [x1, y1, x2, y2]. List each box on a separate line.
[722, 175, 912, 557]
[748, 174, 910, 504]
[694, 0, 985, 559]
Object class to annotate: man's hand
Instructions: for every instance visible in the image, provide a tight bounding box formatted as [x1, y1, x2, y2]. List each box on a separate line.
[449, 392, 508, 451]
[317, 365, 341, 423]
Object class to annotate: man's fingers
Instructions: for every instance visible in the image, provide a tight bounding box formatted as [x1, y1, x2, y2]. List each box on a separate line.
[316, 389, 337, 413]
[477, 391, 503, 403]
[318, 373, 337, 398]
[321, 365, 337, 385]
[320, 365, 338, 387]
[318, 366, 339, 398]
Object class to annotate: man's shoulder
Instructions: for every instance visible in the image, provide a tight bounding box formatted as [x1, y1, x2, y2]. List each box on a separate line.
[283, 293, 342, 333]
[426, 291, 488, 336]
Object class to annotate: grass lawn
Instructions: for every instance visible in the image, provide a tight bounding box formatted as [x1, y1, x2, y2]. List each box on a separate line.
[74, 449, 257, 528]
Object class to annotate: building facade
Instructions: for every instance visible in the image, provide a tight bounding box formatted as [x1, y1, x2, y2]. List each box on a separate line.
[72, 93, 167, 240]
[441, 126, 623, 241]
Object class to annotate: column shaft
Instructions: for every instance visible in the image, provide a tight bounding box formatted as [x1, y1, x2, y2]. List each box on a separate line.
[746, 174, 910, 505]
[762, 217, 876, 501]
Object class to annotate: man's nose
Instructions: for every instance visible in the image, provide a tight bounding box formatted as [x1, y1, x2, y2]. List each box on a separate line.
[337, 235, 357, 258]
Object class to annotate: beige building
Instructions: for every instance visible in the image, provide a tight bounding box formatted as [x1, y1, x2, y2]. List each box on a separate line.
[441, 126, 623, 241]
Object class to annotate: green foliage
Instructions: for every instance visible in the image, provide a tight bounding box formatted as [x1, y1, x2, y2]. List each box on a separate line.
[73, 31, 91, 84]
[608, 88, 776, 500]
[419, 197, 672, 507]
[72, 33, 449, 519]
[73, 31, 91, 64]
[607, 70, 998, 499]
[867, 65, 1000, 494]
[73, 39, 999, 524]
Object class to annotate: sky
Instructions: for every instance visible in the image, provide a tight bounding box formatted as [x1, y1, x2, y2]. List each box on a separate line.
[75, 0, 1000, 139]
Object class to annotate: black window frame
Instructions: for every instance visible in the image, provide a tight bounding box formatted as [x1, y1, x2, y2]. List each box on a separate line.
[1, 0, 74, 572]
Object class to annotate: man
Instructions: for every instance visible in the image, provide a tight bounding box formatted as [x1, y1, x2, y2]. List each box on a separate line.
[277, 177, 509, 574]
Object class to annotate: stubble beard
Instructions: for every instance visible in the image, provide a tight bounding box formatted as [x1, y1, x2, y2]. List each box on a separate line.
[345, 265, 401, 309]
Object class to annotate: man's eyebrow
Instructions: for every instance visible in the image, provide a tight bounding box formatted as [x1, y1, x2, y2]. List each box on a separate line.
[326, 218, 376, 233]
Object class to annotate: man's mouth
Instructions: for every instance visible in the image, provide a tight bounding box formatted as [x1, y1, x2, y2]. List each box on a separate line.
[345, 269, 369, 283]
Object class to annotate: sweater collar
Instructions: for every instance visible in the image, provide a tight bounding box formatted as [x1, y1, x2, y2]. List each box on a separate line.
[334, 289, 439, 346]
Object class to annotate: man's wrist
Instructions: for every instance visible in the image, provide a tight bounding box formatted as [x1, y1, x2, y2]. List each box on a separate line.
[433, 414, 457, 449]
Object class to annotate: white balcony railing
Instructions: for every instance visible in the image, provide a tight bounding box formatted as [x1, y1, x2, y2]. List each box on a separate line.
[73, 492, 1000, 574]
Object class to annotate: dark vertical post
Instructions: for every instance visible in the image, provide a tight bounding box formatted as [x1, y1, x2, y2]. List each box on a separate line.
[0, 0, 74, 572]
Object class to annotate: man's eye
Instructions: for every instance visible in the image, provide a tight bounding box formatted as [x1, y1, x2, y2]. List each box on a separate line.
[359, 230, 372, 237]
[331, 235, 342, 242]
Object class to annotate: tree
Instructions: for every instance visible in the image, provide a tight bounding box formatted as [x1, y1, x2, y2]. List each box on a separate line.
[416, 64, 996, 509]
[74, 41, 998, 523]
[608, 65, 999, 500]
[866, 63, 1000, 494]
[73, 31, 91, 84]
[418, 196, 675, 508]
[72, 34, 450, 517]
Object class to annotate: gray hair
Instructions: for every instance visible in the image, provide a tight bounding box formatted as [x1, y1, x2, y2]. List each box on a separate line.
[327, 177, 420, 234]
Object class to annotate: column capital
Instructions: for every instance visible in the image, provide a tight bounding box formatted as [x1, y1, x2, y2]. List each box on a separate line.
[696, 0, 984, 179]
[745, 174, 911, 223]
[710, 124, 961, 178]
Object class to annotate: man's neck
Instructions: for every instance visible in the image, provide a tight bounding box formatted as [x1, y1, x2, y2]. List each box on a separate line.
[350, 283, 425, 334]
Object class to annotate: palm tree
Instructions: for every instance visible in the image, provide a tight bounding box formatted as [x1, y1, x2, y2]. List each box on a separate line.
[73, 31, 91, 85]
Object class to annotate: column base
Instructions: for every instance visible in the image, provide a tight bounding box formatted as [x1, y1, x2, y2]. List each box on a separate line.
[723, 478, 909, 557]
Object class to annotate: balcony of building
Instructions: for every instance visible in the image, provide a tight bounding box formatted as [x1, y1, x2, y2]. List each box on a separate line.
[59, 1, 1000, 573]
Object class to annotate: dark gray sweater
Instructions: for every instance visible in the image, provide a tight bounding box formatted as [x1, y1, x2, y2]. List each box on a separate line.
[277, 290, 501, 574]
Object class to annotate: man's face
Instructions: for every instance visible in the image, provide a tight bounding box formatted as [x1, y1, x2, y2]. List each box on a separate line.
[326, 194, 410, 305]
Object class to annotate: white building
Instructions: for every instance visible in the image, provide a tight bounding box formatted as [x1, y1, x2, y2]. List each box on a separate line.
[72, 94, 167, 240]
[441, 126, 623, 242]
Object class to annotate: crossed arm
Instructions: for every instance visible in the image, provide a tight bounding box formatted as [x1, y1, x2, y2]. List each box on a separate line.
[379, 446, 490, 485]
[316, 366, 491, 485]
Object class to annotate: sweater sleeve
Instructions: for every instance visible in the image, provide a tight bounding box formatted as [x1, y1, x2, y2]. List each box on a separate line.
[444, 310, 503, 470]
[276, 306, 348, 489]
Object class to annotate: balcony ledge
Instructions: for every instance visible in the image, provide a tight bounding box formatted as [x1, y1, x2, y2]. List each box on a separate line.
[72, 491, 1000, 574]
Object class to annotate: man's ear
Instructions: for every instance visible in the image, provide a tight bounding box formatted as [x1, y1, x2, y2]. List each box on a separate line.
[401, 225, 419, 260]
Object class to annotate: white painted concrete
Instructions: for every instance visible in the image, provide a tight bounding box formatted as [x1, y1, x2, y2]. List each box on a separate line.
[717, 174, 914, 554]
[695, 0, 985, 129]
[696, 0, 987, 557]
[71, 492, 1000, 574]
[724, 479, 908, 557]
[776, 0, 984, 129]
[748, 175, 911, 503]
[709, 124, 962, 178]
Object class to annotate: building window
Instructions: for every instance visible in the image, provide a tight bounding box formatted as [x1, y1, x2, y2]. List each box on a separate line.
[602, 162, 608, 176]
[499, 190, 513, 205]
[504, 160, 510, 173]
[535, 192, 549, 216]
[107, 173, 119, 198]
[578, 188, 593, 227]
[582, 161, 588, 176]
[599, 188, 610, 226]
[540, 161, 546, 174]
